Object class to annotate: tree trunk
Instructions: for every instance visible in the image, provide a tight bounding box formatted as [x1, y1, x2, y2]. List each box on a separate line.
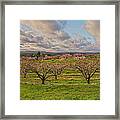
[36, 72, 45, 84]
[24, 73, 27, 78]
[55, 75, 57, 80]
[36, 56, 38, 60]
[42, 79, 45, 84]
[87, 78, 90, 84]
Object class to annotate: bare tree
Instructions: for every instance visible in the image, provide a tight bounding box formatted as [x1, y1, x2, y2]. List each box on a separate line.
[50, 63, 66, 80]
[20, 57, 34, 78]
[31, 62, 52, 84]
[75, 58, 100, 84]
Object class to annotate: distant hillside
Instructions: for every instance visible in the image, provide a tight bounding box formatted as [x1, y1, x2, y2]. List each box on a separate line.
[20, 51, 100, 57]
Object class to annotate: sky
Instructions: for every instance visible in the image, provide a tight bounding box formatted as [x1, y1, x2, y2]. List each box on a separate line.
[62, 20, 86, 36]
[61, 20, 96, 44]
[20, 20, 100, 52]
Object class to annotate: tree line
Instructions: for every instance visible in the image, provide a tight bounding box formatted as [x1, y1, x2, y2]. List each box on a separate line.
[20, 57, 100, 84]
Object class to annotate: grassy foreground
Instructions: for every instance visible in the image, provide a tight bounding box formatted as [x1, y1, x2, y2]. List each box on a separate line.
[20, 70, 100, 100]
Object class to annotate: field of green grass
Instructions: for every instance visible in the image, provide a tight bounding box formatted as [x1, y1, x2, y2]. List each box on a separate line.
[20, 67, 100, 100]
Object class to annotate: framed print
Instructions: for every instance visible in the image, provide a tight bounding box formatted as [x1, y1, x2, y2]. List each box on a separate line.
[0, 0, 119, 119]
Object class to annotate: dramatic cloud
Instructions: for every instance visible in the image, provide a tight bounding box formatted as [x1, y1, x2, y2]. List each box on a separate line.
[84, 20, 100, 50]
[21, 20, 66, 34]
[20, 20, 100, 52]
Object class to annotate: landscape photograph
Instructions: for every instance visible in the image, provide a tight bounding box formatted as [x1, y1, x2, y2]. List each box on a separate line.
[20, 20, 100, 100]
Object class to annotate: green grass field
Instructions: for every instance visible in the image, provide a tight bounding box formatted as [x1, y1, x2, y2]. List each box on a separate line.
[20, 68, 100, 100]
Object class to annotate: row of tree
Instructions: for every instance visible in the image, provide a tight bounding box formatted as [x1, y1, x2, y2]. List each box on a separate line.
[20, 57, 100, 84]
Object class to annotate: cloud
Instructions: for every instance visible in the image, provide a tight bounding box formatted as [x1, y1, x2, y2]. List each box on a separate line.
[54, 31, 70, 40]
[84, 20, 100, 49]
[20, 20, 66, 34]
[20, 20, 70, 42]
[20, 20, 100, 52]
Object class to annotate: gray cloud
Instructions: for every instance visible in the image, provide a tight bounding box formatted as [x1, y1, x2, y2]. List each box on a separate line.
[20, 20, 100, 52]
[20, 20, 67, 34]
[84, 20, 100, 49]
